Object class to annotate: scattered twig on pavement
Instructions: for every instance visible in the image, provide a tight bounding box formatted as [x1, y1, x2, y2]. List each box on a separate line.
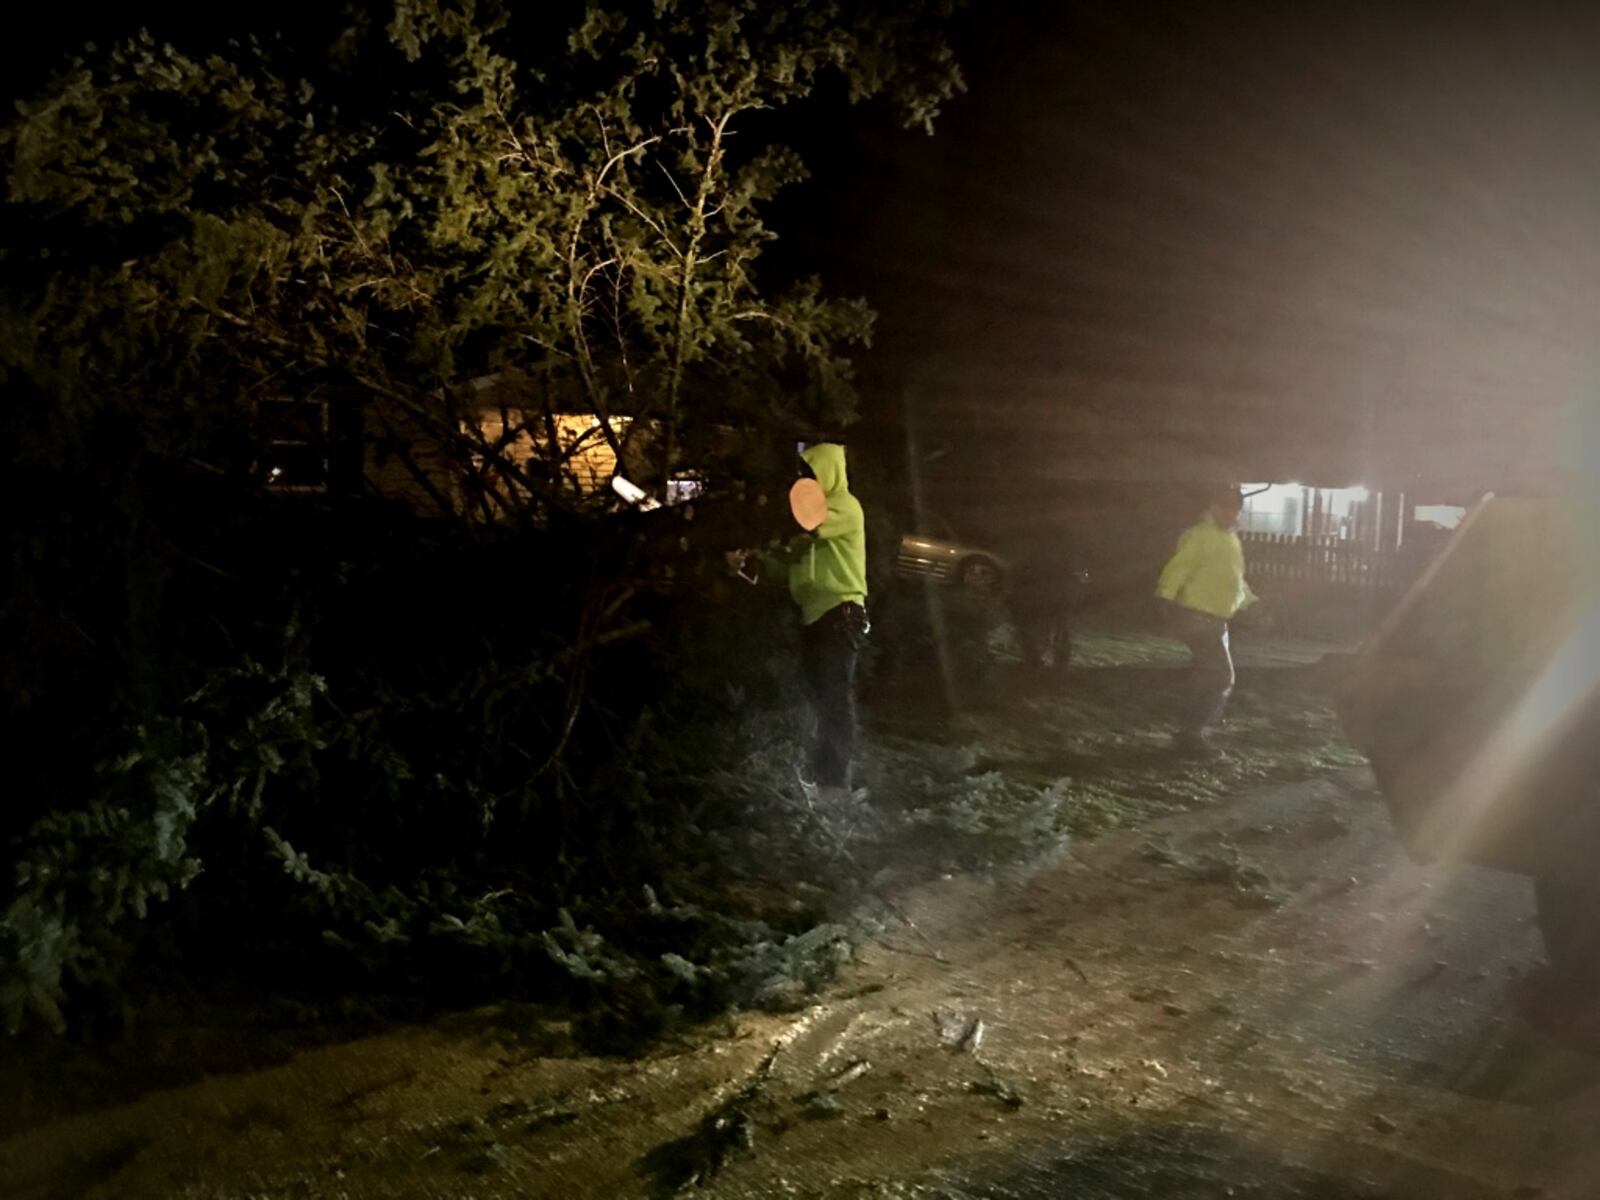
[871, 937, 948, 963]
[876, 894, 950, 963]
[968, 1060, 1025, 1110]
[637, 1014, 819, 1195]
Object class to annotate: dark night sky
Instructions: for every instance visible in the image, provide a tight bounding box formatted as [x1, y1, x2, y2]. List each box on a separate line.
[12, 2, 1600, 500]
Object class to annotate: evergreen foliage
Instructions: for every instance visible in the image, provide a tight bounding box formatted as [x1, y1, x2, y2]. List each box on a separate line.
[0, 1, 996, 1041]
[3, 0, 964, 516]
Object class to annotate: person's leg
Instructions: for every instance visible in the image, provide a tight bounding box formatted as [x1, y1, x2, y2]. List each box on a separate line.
[800, 616, 829, 784]
[828, 624, 861, 788]
[1204, 620, 1236, 731]
[806, 607, 861, 790]
[1179, 614, 1234, 744]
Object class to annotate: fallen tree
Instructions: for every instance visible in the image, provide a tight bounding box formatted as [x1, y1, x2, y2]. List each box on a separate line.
[0, 0, 991, 1040]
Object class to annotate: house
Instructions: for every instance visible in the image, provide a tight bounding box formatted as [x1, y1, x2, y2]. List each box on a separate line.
[258, 373, 707, 518]
[1237, 483, 1468, 551]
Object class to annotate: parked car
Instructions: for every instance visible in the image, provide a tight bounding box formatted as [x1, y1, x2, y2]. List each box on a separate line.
[895, 513, 1091, 669]
[896, 513, 1008, 590]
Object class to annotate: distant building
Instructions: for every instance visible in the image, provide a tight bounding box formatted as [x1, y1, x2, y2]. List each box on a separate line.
[1238, 482, 1466, 551]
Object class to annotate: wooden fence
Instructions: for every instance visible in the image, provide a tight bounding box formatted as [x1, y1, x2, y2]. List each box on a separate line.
[1239, 533, 1428, 639]
[1241, 533, 1412, 591]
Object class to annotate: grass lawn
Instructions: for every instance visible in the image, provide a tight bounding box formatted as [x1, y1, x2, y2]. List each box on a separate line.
[865, 622, 1366, 849]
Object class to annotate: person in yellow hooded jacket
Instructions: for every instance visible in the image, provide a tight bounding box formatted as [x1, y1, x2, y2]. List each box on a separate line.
[745, 442, 870, 798]
[1155, 484, 1256, 756]
[776, 444, 868, 620]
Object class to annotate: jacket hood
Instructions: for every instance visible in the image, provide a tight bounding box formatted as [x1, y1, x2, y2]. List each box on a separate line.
[802, 443, 849, 496]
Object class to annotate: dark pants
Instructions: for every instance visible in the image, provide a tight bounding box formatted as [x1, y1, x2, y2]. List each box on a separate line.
[801, 602, 868, 788]
[1176, 609, 1234, 737]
